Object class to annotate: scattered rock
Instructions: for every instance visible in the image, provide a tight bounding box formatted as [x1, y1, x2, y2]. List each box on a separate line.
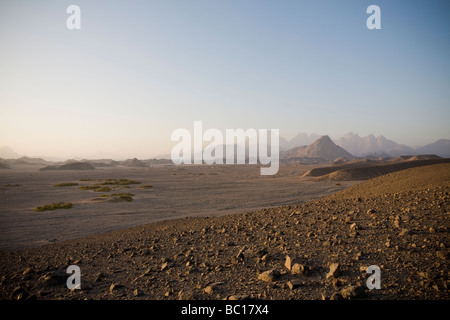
[22, 268, 34, 276]
[291, 263, 305, 275]
[11, 286, 28, 300]
[394, 216, 401, 228]
[399, 229, 410, 237]
[36, 270, 67, 288]
[326, 263, 341, 280]
[161, 262, 169, 271]
[235, 247, 245, 261]
[109, 284, 124, 293]
[340, 285, 362, 300]
[258, 269, 281, 283]
[178, 290, 195, 300]
[284, 255, 303, 271]
[133, 288, 144, 297]
[227, 294, 250, 300]
[287, 279, 302, 290]
[436, 251, 447, 261]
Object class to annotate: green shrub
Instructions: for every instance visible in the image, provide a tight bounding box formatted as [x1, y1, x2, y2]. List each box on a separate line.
[34, 202, 73, 212]
[94, 186, 112, 192]
[54, 182, 79, 187]
[98, 179, 141, 186]
[138, 185, 153, 189]
[79, 185, 100, 190]
[96, 192, 134, 202]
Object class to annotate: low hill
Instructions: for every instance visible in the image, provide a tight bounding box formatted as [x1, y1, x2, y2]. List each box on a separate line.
[123, 158, 148, 167]
[416, 139, 450, 158]
[39, 162, 95, 171]
[0, 162, 10, 169]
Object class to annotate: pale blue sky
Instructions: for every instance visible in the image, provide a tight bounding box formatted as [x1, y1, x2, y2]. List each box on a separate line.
[1, 0, 449, 159]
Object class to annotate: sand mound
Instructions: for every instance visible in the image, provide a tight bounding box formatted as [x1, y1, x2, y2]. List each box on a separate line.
[310, 158, 450, 181]
[330, 163, 450, 199]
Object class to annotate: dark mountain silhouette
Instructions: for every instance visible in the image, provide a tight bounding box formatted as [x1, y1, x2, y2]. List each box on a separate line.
[123, 158, 148, 167]
[281, 135, 354, 163]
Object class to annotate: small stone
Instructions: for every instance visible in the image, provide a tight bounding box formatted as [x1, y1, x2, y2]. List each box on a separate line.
[340, 285, 359, 300]
[349, 230, 359, 238]
[204, 282, 223, 294]
[204, 286, 214, 294]
[326, 263, 341, 280]
[399, 229, 410, 237]
[11, 286, 25, 299]
[285, 255, 303, 271]
[394, 216, 401, 228]
[133, 289, 144, 297]
[109, 284, 124, 293]
[161, 262, 169, 271]
[165, 288, 174, 296]
[227, 294, 250, 300]
[291, 263, 305, 275]
[236, 248, 245, 261]
[287, 279, 302, 290]
[436, 251, 447, 261]
[429, 227, 436, 234]
[258, 269, 281, 283]
[178, 290, 195, 300]
[330, 292, 343, 300]
[94, 272, 105, 282]
[22, 268, 34, 276]
[38, 270, 67, 287]
[261, 254, 270, 261]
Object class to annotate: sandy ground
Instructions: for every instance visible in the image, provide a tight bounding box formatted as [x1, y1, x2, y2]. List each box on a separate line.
[0, 163, 356, 250]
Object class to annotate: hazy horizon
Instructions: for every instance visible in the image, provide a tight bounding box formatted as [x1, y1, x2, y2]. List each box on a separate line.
[1, 0, 450, 160]
[1, 130, 448, 161]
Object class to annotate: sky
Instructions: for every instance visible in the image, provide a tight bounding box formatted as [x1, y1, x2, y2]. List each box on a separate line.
[1, 0, 449, 159]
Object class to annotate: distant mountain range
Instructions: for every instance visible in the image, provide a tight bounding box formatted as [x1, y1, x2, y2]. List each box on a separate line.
[1, 133, 449, 165]
[281, 133, 450, 158]
[334, 133, 413, 157]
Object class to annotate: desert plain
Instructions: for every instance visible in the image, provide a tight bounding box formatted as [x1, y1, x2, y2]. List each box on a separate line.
[0, 161, 449, 300]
